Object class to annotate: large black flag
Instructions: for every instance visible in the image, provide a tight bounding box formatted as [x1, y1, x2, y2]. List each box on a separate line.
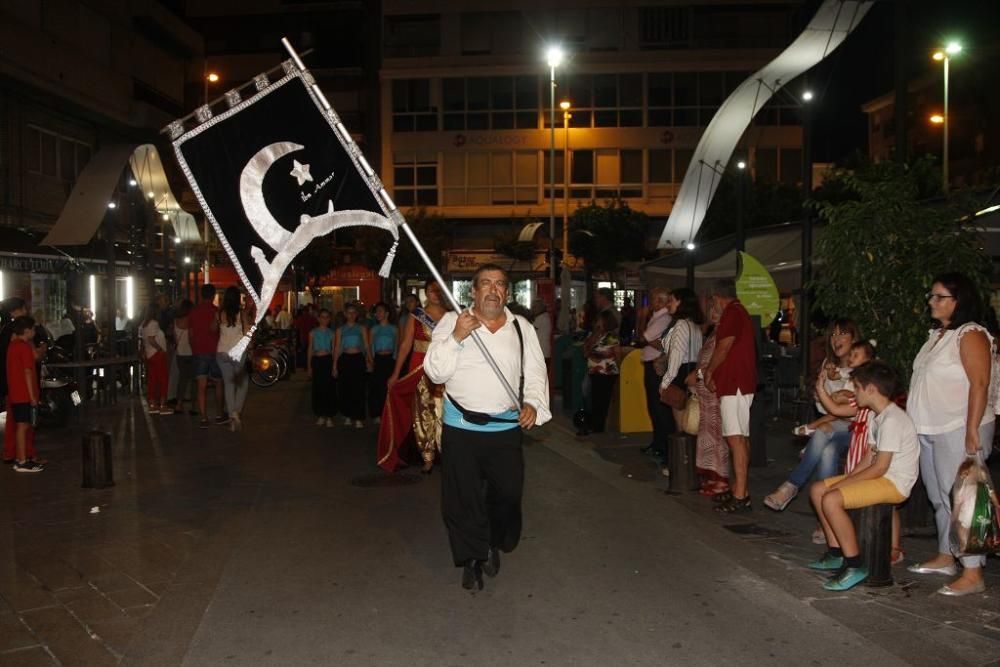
[169, 64, 399, 357]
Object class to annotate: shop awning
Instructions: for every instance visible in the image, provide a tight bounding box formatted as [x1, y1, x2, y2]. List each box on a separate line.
[42, 144, 201, 247]
[643, 222, 823, 291]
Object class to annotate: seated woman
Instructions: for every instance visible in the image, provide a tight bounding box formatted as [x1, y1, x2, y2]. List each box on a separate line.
[763, 320, 865, 518]
[377, 281, 448, 473]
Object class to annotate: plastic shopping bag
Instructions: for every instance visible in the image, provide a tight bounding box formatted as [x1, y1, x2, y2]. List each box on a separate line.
[948, 454, 1000, 556]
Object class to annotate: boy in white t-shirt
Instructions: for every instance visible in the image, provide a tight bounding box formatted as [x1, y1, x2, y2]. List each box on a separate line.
[807, 360, 920, 591]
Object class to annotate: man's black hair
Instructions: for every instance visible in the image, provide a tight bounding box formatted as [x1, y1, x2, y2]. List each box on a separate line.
[200, 283, 217, 301]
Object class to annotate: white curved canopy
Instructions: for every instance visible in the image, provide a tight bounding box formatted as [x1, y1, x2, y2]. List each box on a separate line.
[657, 0, 873, 249]
[43, 143, 201, 246]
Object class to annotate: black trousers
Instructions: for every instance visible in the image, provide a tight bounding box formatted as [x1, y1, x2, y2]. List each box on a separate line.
[311, 355, 336, 417]
[589, 373, 617, 433]
[643, 360, 675, 453]
[441, 425, 524, 567]
[337, 352, 366, 420]
[368, 354, 394, 419]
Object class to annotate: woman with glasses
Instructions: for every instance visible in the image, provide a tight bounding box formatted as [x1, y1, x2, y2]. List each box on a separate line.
[764, 319, 861, 525]
[377, 280, 448, 473]
[907, 273, 995, 596]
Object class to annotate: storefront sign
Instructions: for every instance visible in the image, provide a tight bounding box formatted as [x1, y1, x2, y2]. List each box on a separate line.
[447, 251, 536, 274]
[736, 251, 780, 323]
[453, 134, 528, 149]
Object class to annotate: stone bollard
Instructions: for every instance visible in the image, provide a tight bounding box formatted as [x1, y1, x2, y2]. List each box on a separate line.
[667, 433, 698, 492]
[851, 504, 893, 587]
[81, 431, 115, 489]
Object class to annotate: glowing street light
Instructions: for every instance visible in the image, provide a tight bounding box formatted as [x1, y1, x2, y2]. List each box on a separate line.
[737, 160, 747, 170]
[929, 114, 944, 124]
[802, 90, 814, 102]
[932, 41, 961, 192]
[686, 242, 696, 251]
[206, 72, 220, 83]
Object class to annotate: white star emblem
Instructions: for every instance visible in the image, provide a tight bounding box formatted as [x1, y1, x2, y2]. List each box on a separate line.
[289, 160, 313, 186]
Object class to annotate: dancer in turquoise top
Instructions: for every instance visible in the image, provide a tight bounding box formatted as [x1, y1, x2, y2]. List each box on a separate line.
[334, 303, 373, 428]
[368, 302, 398, 424]
[307, 309, 337, 427]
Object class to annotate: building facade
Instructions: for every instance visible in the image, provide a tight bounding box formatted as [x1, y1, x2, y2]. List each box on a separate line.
[0, 0, 202, 321]
[380, 0, 808, 263]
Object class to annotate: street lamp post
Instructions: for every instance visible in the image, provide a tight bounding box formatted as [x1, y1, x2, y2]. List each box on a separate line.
[933, 42, 961, 193]
[801, 90, 814, 382]
[560, 100, 571, 267]
[546, 46, 563, 282]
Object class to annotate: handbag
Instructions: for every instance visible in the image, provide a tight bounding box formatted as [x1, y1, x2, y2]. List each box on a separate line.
[680, 392, 700, 435]
[660, 323, 694, 410]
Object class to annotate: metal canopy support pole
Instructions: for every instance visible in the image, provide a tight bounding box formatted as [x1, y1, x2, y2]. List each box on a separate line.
[279, 38, 521, 409]
[800, 99, 814, 384]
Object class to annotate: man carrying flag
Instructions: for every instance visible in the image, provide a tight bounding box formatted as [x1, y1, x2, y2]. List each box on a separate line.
[424, 264, 551, 591]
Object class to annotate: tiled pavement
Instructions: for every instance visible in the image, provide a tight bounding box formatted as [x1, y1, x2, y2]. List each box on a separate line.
[1, 377, 998, 665]
[580, 413, 1000, 667]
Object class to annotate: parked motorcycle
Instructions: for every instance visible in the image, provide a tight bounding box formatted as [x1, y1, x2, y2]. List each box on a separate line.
[38, 347, 80, 428]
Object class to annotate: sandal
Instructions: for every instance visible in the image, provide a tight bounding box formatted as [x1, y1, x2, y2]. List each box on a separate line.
[714, 495, 752, 513]
[891, 548, 905, 566]
[793, 424, 816, 437]
[712, 490, 734, 504]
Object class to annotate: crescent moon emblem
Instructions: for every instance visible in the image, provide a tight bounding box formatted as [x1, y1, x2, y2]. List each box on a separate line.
[239, 141, 303, 252]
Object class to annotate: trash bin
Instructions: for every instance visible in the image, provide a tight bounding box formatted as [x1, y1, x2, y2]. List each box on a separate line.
[81, 431, 114, 489]
[667, 433, 698, 492]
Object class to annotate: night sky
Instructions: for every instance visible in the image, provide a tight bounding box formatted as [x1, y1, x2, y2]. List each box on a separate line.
[807, 0, 1000, 163]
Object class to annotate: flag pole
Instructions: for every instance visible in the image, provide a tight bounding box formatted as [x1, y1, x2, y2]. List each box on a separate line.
[280, 39, 522, 409]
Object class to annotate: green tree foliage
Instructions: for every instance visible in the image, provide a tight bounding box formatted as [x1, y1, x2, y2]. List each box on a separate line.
[356, 207, 452, 278]
[568, 200, 651, 273]
[811, 159, 990, 383]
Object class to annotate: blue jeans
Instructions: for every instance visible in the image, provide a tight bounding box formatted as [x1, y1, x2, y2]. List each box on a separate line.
[789, 420, 851, 488]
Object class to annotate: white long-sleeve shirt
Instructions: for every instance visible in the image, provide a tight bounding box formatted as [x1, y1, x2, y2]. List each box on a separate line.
[659, 318, 703, 389]
[424, 308, 551, 426]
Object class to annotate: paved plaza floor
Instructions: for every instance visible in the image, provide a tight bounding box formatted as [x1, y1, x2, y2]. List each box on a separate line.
[0, 376, 997, 666]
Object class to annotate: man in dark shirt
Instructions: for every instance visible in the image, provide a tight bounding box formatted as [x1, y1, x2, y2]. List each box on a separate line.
[703, 279, 757, 513]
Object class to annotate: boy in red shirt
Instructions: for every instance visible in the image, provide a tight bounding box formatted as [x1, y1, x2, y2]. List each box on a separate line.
[7, 316, 42, 473]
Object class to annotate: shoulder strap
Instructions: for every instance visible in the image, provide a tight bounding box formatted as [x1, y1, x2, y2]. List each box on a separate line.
[512, 317, 524, 404]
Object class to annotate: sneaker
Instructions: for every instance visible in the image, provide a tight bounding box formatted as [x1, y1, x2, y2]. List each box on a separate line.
[159, 407, 174, 415]
[13, 460, 44, 473]
[214, 415, 230, 425]
[823, 567, 869, 591]
[812, 527, 827, 545]
[343, 417, 352, 426]
[354, 420, 364, 429]
[807, 553, 844, 571]
[199, 418, 210, 429]
[763, 482, 799, 511]
[325, 418, 334, 428]
[317, 417, 326, 426]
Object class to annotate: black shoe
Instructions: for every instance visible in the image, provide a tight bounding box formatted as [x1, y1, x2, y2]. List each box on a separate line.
[214, 415, 230, 425]
[482, 547, 500, 578]
[461, 560, 484, 591]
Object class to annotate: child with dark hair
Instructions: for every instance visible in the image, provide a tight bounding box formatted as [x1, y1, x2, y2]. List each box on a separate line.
[6, 316, 42, 472]
[807, 360, 919, 591]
